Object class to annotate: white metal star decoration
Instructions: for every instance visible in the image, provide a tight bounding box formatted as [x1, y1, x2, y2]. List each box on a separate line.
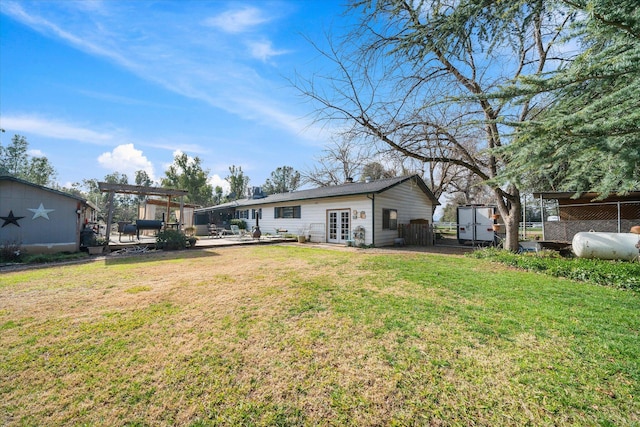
[28, 203, 55, 220]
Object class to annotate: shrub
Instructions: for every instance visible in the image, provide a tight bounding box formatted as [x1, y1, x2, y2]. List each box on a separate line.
[0, 240, 23, 263]
[155, 229, 188, 251]
[230, 219, 247, 230]
[470, 248, 640, 291]
[91, 236, 108, 246]
[15, 252, 87, 264]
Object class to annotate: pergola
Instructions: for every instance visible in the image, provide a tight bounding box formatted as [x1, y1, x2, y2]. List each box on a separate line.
[98, 182, 189, 242]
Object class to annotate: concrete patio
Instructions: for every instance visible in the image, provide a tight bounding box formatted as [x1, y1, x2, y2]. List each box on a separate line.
[106, 233, 295, 252]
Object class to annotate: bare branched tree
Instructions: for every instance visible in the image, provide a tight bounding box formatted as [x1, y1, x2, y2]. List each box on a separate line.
[302, 135, 373, 187]
[294, 0, 573, 251]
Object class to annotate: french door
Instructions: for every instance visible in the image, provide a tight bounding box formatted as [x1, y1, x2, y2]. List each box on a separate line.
[328, 209, 350, 244]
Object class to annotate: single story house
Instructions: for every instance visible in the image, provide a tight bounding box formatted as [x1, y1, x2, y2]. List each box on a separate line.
[0, 175, 97, 254]
[194, 175, 439, 247]
[534, 191, 640, 242]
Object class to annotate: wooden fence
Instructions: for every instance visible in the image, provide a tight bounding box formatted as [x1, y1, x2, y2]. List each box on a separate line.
[399, 223, 435, 246]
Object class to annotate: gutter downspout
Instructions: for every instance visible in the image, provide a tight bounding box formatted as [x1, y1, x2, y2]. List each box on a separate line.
[367, 193, 375, 246]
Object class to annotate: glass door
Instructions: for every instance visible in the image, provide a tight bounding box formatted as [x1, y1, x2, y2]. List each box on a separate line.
[328, 209, 350, 244]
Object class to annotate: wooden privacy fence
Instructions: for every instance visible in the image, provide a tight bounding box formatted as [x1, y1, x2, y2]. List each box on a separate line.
[399, 223, 435, 246]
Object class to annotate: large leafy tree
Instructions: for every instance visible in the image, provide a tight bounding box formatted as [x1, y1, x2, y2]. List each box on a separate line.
[0, 134, 28, 176]
[134, 170, 153, 215]
[506, 0, 640, 195]
[225, 165, 250, 201]
[79, 177, 125, 223]
[0, 134, 57, 185]
[296, 0, 572, 250]
[213, 185, 224, 205]
[24, 156, 56, 187]
[102, 172, 138, 222]
[162, 153, 213, 206]
[262, 166, 301, 195]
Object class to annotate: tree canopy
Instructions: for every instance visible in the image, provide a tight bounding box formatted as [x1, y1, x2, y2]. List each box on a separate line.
[225, 165, 250, 201]
[0, 134, 57, 186]
[360, 162, 396, 181]
[162, 153, 213, 206]
[262, 166, 301, 195]
[505, 0, 640, 195]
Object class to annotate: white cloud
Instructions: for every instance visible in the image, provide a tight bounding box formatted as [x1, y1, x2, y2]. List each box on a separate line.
[97, 143, 155, 181]
[28, 149, 45, 157]
[247, 40, 290, 62]
[209, 174, 230, 194]
[0, 114, 114, 145]
[204, 7, 270, 33]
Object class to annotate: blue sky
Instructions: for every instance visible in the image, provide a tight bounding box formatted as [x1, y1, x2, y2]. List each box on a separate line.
[0, 0, 350, 192]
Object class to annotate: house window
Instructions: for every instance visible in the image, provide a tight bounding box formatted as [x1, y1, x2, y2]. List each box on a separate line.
[274, 206, 301, 219]
[235, 210, 249, 219]
[382, 208, 397, 230]
[251, 209, 262, 220]
[194, 213, 210, 226]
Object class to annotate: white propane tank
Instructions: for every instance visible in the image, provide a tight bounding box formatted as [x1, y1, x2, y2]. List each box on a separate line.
[572, 232, 640, 261]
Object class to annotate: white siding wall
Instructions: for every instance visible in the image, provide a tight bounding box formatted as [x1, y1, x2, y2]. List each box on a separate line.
[373, 180, 435, 247]
[249, 196, 373, 244]
[233, 179, 435, 247]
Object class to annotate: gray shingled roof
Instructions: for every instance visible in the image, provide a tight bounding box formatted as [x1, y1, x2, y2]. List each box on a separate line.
[196, 175, 439, 212]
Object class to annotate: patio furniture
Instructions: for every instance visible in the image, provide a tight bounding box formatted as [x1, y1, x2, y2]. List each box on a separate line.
[117, 221, 137, 242]
[274, 228, 287, 238]
[208, 224, 221, 238]
[230, 224, 251, 239]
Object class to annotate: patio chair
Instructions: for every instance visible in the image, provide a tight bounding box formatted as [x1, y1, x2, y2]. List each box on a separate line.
[230, 224, 251, 239]
[208, 223, 221, 238]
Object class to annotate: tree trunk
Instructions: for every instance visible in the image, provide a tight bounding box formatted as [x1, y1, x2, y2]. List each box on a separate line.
[502, 205, 521, 252]
[494, 187, 522, 252]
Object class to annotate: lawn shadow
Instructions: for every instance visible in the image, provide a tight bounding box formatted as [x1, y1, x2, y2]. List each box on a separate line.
[103, 248, 220, 267]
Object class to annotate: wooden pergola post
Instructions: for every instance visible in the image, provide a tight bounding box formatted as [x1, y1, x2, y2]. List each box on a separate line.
[105, 190, 115, 243]
[166, 196, 172, 229]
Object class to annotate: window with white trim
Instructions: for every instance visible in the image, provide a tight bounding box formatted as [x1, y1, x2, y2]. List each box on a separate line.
[274, 206, 301, 219]
[382, 208, 397, 230]
[251, 209, 262, 219]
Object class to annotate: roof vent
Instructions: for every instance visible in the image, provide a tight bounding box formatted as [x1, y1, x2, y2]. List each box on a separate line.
[345, 177, 354, 184]
[251, 187, 265, 199]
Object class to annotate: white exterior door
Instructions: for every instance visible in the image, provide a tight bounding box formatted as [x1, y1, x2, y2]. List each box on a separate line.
[457, 205, 496, 244]
[327, 209, 351, 244]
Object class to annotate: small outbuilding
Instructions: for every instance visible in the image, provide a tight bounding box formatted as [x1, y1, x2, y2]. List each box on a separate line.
[195, 175, 439, 247]
[0, 175, 97, 254]
[534, 191, 640, 243]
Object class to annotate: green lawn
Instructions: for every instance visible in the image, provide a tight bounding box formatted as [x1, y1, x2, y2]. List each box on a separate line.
[1, 246, 638, 426]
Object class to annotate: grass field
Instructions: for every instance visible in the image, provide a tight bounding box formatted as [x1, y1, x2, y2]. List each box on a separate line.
[1, 245, 639, 426]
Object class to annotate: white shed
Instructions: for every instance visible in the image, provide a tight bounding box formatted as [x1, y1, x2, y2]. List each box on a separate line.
[194, 175, 439, 247]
